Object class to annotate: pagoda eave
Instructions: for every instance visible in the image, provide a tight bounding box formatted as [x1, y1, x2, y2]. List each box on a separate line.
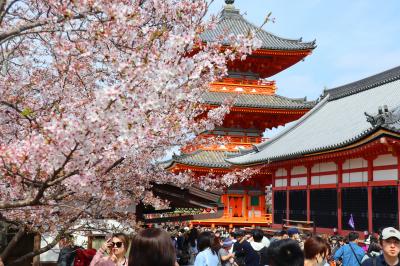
[169, 163, 232, 174]
[204, 105, 311, 114]
[169, 163, 271, 175]
[227, 48, 313, 78]
[252, 48, 313, 56]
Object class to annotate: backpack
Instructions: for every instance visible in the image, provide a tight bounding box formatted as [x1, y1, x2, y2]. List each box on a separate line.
[177, 249, 190, 265]
[73, 248, 97, 266]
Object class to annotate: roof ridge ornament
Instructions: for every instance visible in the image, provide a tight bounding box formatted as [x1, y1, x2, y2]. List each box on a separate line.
[365, 105, 400, 127]
[221, 0, 240, 19]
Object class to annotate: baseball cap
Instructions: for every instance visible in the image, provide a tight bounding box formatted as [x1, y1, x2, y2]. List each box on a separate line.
[381, 227, 400, 240]
[287, 228, 300, 236]
[222, 238, 233, 248]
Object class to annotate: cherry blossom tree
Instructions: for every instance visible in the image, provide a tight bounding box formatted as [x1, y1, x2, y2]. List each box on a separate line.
[0, 0, 260, 263]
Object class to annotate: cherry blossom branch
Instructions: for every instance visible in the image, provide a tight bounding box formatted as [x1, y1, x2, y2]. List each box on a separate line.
[6, 214, 84, 266]
[0, 0, 20, 26]
[0, 11, 92, 44]
[0, 143, 79, 209]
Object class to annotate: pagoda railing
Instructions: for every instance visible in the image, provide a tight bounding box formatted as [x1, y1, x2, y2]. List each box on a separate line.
[210, 78, 276, 95]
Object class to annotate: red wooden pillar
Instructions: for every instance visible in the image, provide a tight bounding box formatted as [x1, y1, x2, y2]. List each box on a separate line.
[271, 169, 275, 224]
[222, 194, 229, 217]
[337, 160, 343, 233]
[286, 189, 290, 222]
[397, 155, 400, 230]
[306, 165, 312, 222]
[259, 194, 266, 216]
[286, 167, 291, 222]
[367, 157, 374, 233]
[244, 192, 248, 220]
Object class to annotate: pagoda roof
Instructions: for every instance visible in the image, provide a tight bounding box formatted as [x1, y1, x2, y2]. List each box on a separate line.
[142, 184, 223, 223]
[227, 66, 400, 166]
[165, 149, 239, 169]
[202, 91, 315, 110]
[201, 3, 316, 51]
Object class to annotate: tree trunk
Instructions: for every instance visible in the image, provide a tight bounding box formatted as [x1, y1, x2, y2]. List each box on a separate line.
[0, 226, 25, 263]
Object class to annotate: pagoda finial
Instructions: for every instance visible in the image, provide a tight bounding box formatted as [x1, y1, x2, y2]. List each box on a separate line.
[221, 0, 240, 18]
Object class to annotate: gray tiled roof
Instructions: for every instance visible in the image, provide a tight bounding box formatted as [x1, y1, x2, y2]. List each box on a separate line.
[325, 66, 400, 101]
[227, 66, 400, 165]
[200, 5, 316, 51]
[166, 150, 239, 169]
[202, 91, 315, 109]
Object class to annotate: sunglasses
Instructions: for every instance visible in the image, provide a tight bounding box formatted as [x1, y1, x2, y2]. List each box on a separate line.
[111, 241, 123, 248]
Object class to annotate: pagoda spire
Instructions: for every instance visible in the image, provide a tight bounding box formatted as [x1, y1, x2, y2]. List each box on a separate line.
[221, 0, 240, 19]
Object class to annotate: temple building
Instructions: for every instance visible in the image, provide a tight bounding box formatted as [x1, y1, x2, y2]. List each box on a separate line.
[165, 0, 316, 227]
[228, 66, 400, 234]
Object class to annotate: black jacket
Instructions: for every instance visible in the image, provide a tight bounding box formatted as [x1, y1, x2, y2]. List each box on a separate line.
[57, 246, 79, 266]
[361, 254, 400, 266]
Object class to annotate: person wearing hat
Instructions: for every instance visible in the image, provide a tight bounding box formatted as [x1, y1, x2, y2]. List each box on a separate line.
[288, 228, 304, 250]
[288, 228, 301, 242]
[219, 238, 236, 266]
[361, 227, 400, 266]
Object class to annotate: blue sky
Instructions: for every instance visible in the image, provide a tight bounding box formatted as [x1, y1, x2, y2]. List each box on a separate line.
[209, 0, 400, 100]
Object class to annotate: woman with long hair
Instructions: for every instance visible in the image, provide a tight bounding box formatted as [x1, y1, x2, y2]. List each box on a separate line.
[90, 233, 130, 266]
[128, 228, 178, 266]
[361, 237, 381, 263]
[194, 231, 220, 266]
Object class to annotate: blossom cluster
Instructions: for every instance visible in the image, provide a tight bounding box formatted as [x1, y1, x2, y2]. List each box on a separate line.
[0, 0, 259, 235]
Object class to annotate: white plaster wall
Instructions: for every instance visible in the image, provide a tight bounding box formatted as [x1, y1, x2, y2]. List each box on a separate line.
[291, 166, 307, 175]
[291, 177, 307, 186]
[343, 171, 368, 182]
[311, 162, 337, 173]
[343, 158, 367, 170]
[40, 235, 60, 262]
[40, 234, 87, 262]
[373, 169, 398, 181]
[311, 174, 337, 185]
[373, 154, 397, 166]
[275, 168, 287, 177]
[275, 179, 288, 187]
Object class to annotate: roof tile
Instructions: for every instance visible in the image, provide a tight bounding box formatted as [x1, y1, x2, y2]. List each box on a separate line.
[200, 5, 315, 51]
[202, 91, 315, 109]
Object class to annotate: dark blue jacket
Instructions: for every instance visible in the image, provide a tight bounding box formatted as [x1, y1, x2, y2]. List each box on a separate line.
[361, 254, 400, 266]
[237, 241, 267, 266]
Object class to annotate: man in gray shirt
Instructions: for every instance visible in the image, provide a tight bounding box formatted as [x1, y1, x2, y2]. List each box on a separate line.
[219, 238, 235, 266]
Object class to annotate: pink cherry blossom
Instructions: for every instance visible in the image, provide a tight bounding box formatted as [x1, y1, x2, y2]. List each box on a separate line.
[0, 0, 259, 257]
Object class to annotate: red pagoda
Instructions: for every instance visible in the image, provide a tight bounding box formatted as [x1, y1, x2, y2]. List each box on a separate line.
[165, 0, 316, 228]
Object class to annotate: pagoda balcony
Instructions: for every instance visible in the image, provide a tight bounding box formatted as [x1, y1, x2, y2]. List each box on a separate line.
[182, 135, 268, 153]
[210, 78, 276, 95]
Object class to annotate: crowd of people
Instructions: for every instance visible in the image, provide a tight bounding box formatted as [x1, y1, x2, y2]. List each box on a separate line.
[54, 225, 400, 266]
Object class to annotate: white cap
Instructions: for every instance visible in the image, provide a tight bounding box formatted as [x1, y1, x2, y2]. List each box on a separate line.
[382, 227, 400, 240]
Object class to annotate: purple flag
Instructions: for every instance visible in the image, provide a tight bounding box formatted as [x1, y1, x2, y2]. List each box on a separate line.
[348, 214, 355, 230]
